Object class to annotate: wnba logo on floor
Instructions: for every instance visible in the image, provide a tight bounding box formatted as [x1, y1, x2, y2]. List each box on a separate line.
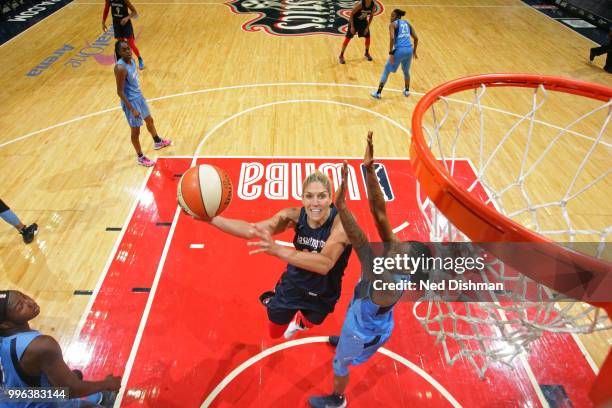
[224, 0, 383, 36]
[237, 161, 394, 201]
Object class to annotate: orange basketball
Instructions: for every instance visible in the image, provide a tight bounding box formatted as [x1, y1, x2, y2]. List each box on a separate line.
[177, 164, 233, 221]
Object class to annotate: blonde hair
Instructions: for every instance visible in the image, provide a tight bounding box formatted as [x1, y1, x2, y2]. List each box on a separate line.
[302, 171, 332, 196]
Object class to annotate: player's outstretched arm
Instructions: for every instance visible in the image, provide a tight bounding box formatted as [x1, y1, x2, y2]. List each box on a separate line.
[31, 335, 121, 398]
[336, 161, 368, 252]
[209, 207, 299, 239]
[336, 161, 379, 281]
[247, 223, 349, 275]
[363, 132, 400, 243]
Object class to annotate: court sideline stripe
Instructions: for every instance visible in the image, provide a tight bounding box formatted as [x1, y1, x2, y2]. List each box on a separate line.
[71, 166, 154, 343]
[114, 144, 202, 407]
[0, 0, 74, 48]
[113, 205, 183, 407]
[520, 0, 600, 45]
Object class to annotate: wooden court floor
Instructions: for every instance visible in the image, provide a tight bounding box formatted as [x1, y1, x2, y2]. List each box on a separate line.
[0, 0, 610, 403]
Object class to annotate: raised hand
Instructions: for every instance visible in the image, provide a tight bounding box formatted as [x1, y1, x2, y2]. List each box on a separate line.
[335, 161, 349, 210]
[247, 224, 279, 256]
[364, 131, 374, 168]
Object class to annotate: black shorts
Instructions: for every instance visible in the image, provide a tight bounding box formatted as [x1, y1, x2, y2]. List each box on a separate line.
[345, 19, 370, 38]
[113, 20, 134, 39]
[265, 278, 336, 325]
[0, 199, 9, 213]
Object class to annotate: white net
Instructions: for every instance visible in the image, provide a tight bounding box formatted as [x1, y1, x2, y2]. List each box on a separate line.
[412, 79, 612, 377]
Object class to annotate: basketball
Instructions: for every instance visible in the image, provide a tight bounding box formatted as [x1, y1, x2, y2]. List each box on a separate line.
[177, 164, 233, 220]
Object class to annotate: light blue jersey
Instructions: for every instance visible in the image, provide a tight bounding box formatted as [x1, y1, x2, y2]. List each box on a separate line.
[117, 57, 150, 127]
[393, 19, 412, 51]
[344, 276, 408, 338]
[380, 19, 414, 83]
[333, 275, 409, 376]
[1, 332, 102, 408]
[0, 331, 51, 408]
[116, 58, 142, 100]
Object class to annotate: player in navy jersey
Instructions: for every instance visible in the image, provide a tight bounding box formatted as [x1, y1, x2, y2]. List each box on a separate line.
[338, 0, 375, 64]
[308, 132, 431, 408]
[207, 171, 352, 339]
[114, 41, 172, 167]
[102, 0, 145, 69]
[371, 9, 419, 99]
[0, 290, 121, 408]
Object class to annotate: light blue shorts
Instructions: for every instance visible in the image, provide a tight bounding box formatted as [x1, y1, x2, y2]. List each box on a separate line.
[380, 47, 413, 83]
[332, 326, 390, 377]
[121, 94, 150, 128]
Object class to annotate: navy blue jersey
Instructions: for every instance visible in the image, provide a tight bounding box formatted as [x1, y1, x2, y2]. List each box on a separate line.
[110, 0, 128, 20]
[279, 206, 351, 308]
[109, 0, 134, 38]
[355, 0, 374, 22]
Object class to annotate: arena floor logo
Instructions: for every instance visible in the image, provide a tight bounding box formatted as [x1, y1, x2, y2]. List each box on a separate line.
[224, 0, 383, 36]
[67, 28, 143, 69]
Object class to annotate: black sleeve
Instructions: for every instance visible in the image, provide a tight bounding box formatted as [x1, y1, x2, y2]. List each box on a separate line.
[0, 199, 9, 213]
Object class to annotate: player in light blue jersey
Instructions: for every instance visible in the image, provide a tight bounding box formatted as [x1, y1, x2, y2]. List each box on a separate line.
[308, 132, 431, 408]
[0, 290, 121, 408]
[114, 41, 172, 167]
[371, 9, 419, 99]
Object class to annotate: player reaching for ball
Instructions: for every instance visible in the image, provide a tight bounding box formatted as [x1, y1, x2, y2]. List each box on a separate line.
[114, 40, 171, 167]
[205, 171, 352, 339]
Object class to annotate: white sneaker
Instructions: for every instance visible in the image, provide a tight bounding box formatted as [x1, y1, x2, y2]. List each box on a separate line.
[284, 316, 309, 339]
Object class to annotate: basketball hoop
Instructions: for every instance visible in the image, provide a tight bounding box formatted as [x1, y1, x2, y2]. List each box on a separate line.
[410, 74, 612, 405]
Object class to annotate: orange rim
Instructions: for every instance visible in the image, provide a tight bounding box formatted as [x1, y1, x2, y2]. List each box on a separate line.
[410, 73, 612, 302]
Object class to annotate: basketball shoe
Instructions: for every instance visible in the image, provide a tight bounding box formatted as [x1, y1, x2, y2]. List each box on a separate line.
[154, 138, 172, 150]
[284, 314, 309, 339]
[137, 156, 155, 167]
[20, 223, 38, 244]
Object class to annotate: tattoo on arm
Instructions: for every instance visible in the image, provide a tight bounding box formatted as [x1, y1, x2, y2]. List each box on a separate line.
[338, 206, 368, 249]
